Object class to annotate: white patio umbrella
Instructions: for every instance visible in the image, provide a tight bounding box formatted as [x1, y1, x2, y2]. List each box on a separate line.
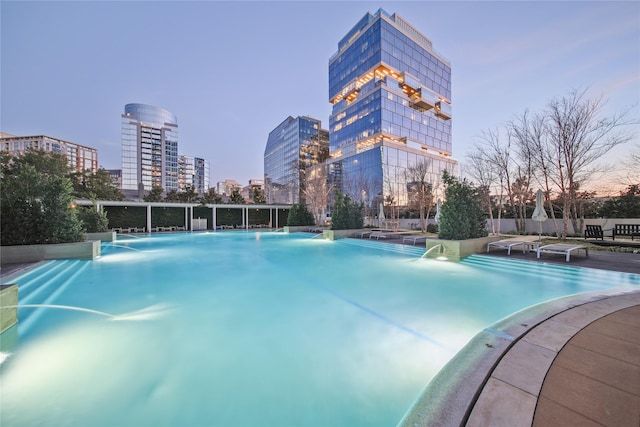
[379, 202, 385, 228]
[531, 189, 548, 241]
[434, 199, 442, 224]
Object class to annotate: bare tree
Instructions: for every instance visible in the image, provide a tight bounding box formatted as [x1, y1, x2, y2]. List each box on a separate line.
[542, 89, 635, 237]
[342, 171, 382, 226]
[382, 165, 401, 231]
[472, 128, 527, 232]
[303, 166, 334, 226]
[511, 110, 563, 235]
[465, 149, 499, 234]
[621, 143, 640, 187]
[405, 159, 434, 232]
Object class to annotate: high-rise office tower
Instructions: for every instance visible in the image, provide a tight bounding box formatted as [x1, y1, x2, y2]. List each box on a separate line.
[121, 103, 179, 198]
[178, 155, 210, 196]
[324, 9, 457, 210]
[264, 116, 329, 204]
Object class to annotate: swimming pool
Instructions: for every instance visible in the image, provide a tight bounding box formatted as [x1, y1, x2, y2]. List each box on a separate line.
[1, 231, 638, 426]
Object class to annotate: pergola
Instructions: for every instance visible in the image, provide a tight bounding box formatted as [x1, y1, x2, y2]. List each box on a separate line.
[75, 200, 292, 231]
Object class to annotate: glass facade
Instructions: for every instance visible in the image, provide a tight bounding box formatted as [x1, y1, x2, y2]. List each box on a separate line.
[179, 155, 210, 196]
[326, 9, 458, 211]
[264, 116, 329, 204]
[121, 103, 179, 194]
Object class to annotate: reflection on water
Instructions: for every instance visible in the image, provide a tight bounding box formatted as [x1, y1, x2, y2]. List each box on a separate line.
[1, 232, 636, 427]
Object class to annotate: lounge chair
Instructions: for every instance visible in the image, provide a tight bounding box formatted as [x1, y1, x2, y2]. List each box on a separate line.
[355, 230, 371, 238]
[369, 231, 388, 240]
[486, 238, 540, 255]
[402, 235, 428, 245]
[537, 244, 588, 262]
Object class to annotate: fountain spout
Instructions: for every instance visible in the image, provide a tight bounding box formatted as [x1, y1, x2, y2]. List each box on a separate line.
[422, 244, 448, 260]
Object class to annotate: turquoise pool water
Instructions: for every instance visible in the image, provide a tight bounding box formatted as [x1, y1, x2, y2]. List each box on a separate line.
[1, 231, 638, 427]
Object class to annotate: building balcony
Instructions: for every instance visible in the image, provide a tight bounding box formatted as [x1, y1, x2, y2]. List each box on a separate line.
[410, 90, 437, 111]
[434, 101, 452, 120]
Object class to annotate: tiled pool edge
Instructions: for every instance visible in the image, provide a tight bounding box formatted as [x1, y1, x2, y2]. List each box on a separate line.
[396, 286, 640, 427]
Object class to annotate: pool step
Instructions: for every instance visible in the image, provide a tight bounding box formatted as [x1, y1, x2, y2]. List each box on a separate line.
[339, 238, 426, 257]
[461, 255, 616, 288]
[4, 260, 72, 292]
[17, 261, 91, 331]
[17, 260, 86, 304]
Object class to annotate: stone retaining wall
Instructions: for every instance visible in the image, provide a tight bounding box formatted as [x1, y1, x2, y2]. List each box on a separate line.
[0, 240, 101, 264]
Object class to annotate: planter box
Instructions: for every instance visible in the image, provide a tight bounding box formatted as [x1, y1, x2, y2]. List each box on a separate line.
[85, 231, 116, 242]
[283, 226, 314, 233]
[425, 236, 501, 261]
[0, 240, 101, 264]
[0, 284, 18, 334]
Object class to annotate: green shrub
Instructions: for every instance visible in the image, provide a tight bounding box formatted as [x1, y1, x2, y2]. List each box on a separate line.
[1, 152, 84, 245]
[331, 192, 364, 230]
[287, 203, 315, 226]
[438, 171, 487, 240]
[77, 206, 109, 233]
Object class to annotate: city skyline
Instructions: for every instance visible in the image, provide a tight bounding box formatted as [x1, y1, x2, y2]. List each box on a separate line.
[2, 1, 638, 191]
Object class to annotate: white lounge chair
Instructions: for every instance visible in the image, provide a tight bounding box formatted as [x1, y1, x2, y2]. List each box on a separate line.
[355, 230, 371, 238]
[536, 244, 588, 262]
[369, 231, 388, 240]
[402, 235, 427, 245]
[487, 238, 540, 255]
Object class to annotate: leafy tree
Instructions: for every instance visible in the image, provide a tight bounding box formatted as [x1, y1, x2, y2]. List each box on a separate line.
[201, 187, 223, 204]
[1, 150, 84, 245]
[599, 185, 640, 218]
[331, 192, 364, 230]
[438, 171, 487, 240]
[287, 203, 315, 226]
[178, 185, 198, 203]
[77, 205, 109, 232]
[144, 186, 164, 202]
[252, 187, 266, 204]
[71, 168, 124, 200]
[164, 189, 180, 202]
[41, 176, 85, 242]
[228, 187, 245, 204]
[17, 147, 70, 177]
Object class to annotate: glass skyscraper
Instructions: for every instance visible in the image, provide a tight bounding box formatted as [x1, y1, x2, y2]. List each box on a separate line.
[178, 155, 210, 196]
[121, 103, 179, 197]
[264, 116, 329, 204]
[324, 9, 457, 210]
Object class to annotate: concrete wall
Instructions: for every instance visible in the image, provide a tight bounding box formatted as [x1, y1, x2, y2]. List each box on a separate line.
[322, 229, 364, 240]
[0, 284, 18, 334]
[425, 236, 501, 261]
[85, 231, 116, 242]
[374, 218, 640, 235]
[0, 240, 101, 264]
[283, 226, 314, 233]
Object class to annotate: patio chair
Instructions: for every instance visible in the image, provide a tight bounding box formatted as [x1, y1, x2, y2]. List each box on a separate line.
[402, 235, 428, 245]
[369, 231, 389, 240]
[536, 244, 588, 262]
[486, 238, 540, 255]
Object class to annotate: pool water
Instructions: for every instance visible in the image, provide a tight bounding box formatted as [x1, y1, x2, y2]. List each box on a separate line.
[0, 232, 637, 427]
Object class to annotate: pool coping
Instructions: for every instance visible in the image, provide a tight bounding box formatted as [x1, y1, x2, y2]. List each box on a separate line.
[396, 286, 640, 427]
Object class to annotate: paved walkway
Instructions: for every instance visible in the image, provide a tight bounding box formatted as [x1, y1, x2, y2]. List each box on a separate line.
[466, 294, 640, 427]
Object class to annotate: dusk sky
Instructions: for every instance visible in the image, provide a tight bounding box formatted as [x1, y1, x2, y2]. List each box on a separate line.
[2, 1, 638, 189]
